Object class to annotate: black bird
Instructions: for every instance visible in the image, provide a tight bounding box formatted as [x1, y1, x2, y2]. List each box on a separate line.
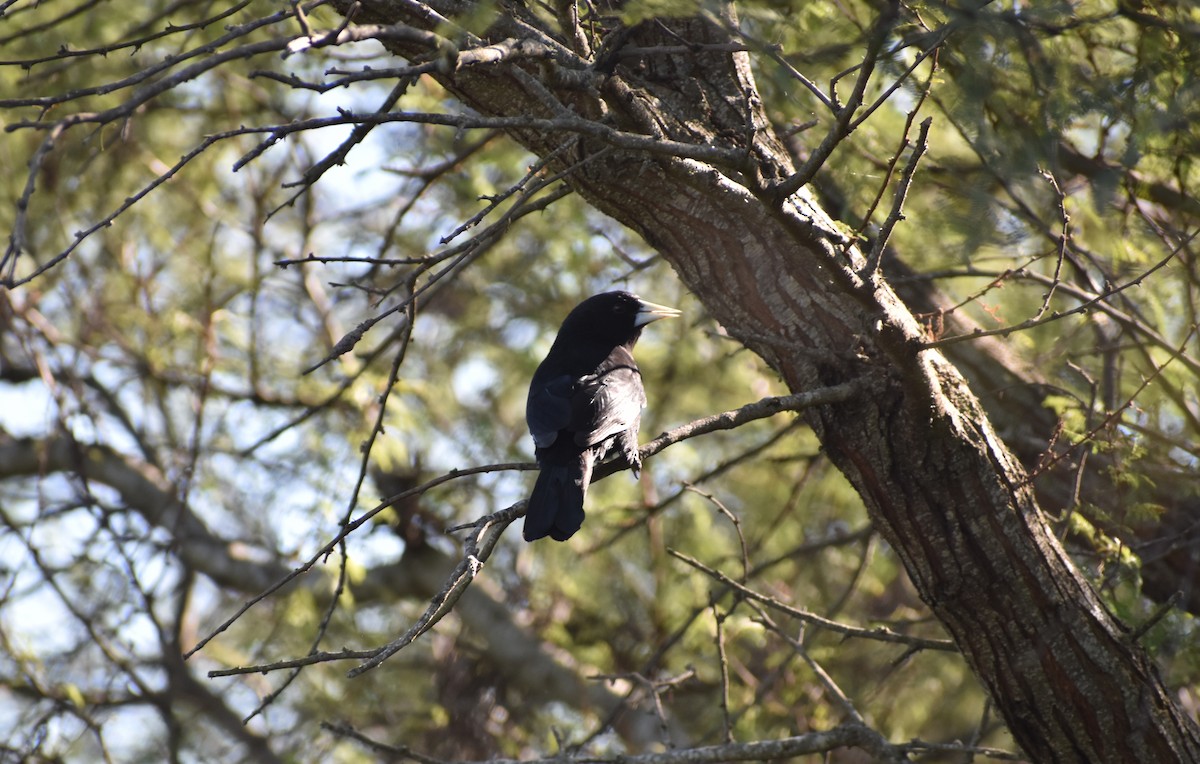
[524, 291, 680, 542]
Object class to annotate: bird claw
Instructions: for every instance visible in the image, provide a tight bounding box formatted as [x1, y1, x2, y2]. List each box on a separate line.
[624, 449, 642, 478]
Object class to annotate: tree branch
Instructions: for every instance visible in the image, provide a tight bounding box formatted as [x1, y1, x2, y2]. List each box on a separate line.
[211, 380, 871, 678]
[669, 549, 957, 653]
[323, 719, 915, 764]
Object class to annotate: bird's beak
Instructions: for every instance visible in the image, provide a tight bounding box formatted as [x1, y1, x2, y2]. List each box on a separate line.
[634, 298, 682, 327]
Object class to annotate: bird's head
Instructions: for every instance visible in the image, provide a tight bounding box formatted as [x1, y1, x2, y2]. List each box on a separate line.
[558, 291, 681, 348]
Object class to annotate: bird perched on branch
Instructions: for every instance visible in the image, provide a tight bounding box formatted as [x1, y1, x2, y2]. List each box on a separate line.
[524, 291, 680, 542]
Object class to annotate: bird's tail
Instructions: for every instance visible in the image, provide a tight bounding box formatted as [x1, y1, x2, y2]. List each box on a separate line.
[524, 457, 591, 542]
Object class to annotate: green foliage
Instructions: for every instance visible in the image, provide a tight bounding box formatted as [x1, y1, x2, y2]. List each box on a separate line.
[621, 0, 705, 25]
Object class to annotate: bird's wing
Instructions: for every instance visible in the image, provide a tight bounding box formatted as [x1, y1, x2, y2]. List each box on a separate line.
[526, 372, 575, 449]
[572, 349, 647, 448]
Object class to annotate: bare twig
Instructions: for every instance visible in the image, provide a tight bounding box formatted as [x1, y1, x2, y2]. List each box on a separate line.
[899, 739, 1025, 761]
[589, 668, 695, 748]
[265, 78, 413, 217]
[685, 484, 749, 580]
[0, 10, 298, 111]
[2, 123, 63, 283]
[702, 13, 831, 111]
[1126, 591, 1183, 644]
[920, 233, 1196, 353]
[669, 549, 957, 652]
[0, 0, 257, 68]
[301, 182, 571, 375]
[438, 139, 588, 245]
[282, 22, 450, 59]
[590, 421, 805, 553]
[771, 1, 901, 200]
[346, 502, 523, 677]
[5, 126, 260, 287]
[711, 605, 735, 743]
[595, 379, 869, 483]
[217, 109, 747, 169]
[324, 719, 912, 763]
[183, 461, 534, 660]
[321, 721, 450, 764]
[849, 25, 952, 132]
[209, 649, 374, 678]
[1036, 170, 1071, 320]
[1027, 323, 1199, 482]
[4, 102, 737, 287]
[864, 116, 932, 275]
[194, 382, 869, 673]
[752, 605, 865, 725]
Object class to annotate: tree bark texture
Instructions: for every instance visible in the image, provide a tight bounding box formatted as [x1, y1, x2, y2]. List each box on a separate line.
[333, 2, 1200, 760]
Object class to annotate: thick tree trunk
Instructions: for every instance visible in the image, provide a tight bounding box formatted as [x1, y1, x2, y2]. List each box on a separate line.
[882, 255, 1200, 615]
[336, 2, 1200, 760]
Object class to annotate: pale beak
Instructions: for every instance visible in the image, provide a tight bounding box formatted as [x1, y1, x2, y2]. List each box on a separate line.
[634, 298, 682, 327]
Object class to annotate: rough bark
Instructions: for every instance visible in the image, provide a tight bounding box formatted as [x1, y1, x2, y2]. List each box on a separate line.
[881, 256, 1200, 615]
[332, 2, 1200, 760]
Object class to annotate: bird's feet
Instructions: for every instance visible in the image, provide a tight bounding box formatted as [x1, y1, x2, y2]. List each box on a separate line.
[620, 441, 642, 478]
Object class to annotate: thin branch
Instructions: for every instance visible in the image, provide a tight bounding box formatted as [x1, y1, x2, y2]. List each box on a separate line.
[920, 233, 1196, 354]
[322, 721, 451, 764]
[302, 181, 571, 375]
[752, 605, 865, 725]
[220, 109, 747, 169]
[1027, 323, 1199, 482]
[1035, 169, 1071, 321]
[0, 15, 296, 112]
[589, 668, 695, 748]
[685, 484, 749, 579]
[197, 382, 869, 673]
[848, 23, 953, 132]
[5, 126, 251, 287]
[771, 1, 901, 200]
[0, 0, 257, 68]
[899, 739, 1025, 761]
[236, 331, 398, 455]
[273, 253, 434, 267]
[711, 604, 736, 743]
[1127, 591, 1183, 645]
[590, 421, 805, 553]
[346, 502, 523, 677]
[209, 649, 374, 678]
[336, 296, 417, 530]
[324, 719, 910, 763]
[438, 138, 587, 246]
[669, 549, 957, 652]
[4, 105, 733, 286]
[184, 461, 534, 661]
[283, 21, 450, 59]
[252, 30, 562, 92]
[595, 379, 869, 483]
[864, 116, 932, 275]
[269, 77, 413, 210]
[231, 300, 418, 718]
[2, 123, 63, 283]
[703, 13, 831, 111]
